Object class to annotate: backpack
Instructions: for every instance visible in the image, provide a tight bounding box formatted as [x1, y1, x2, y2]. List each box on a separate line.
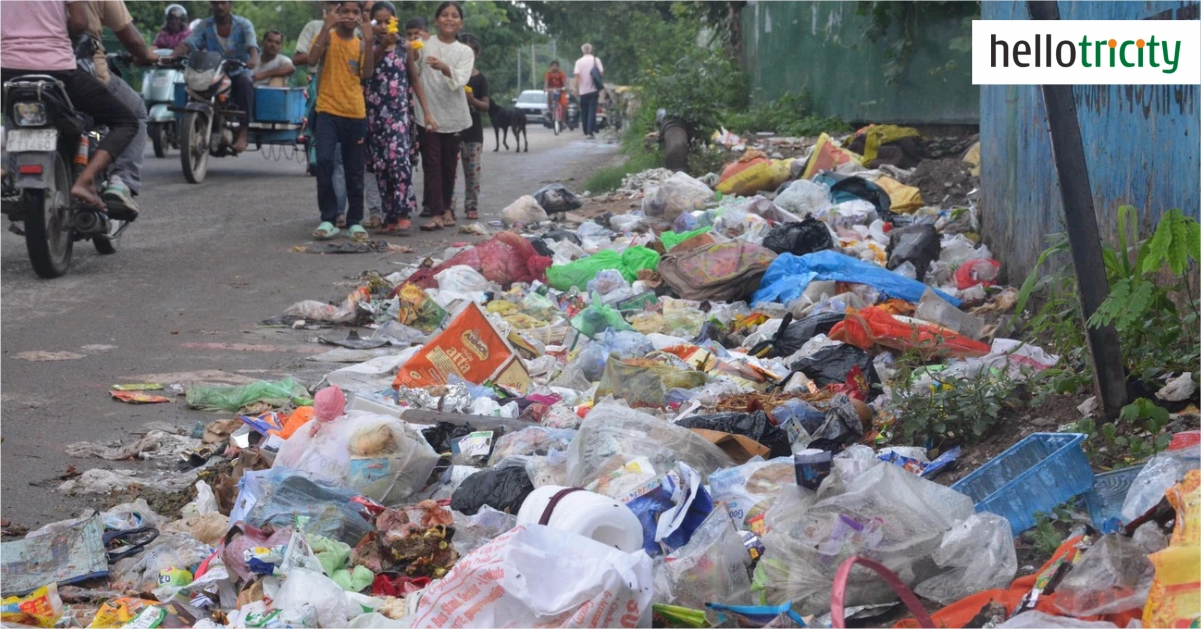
[658, 241, 778, 302]
[590, 63, 605, 91]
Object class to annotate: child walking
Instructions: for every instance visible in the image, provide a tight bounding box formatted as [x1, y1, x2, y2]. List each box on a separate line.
[309, 1, 374, 241]
[412, 1, 474, 231]
[366, 1, 432, 235]
[457, 33, 488, 221]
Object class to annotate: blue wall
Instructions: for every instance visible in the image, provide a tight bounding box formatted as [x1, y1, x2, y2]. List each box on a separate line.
[980, 1, 1200, 282]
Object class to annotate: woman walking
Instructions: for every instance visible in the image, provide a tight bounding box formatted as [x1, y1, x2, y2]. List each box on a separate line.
[366, 1, 432, 234]
[412, 1, 474, 231]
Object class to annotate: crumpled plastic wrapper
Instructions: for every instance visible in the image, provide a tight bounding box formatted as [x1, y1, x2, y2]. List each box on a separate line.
[396, 384, 472, 414]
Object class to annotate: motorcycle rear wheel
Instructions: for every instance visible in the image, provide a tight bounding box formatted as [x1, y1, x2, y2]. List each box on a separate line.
[24, 155, 73, 278]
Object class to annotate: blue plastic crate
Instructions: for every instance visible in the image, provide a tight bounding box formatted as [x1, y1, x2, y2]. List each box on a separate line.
[951, 433, 1093, 534]
[1083, 465, 1145, 533]
[254, 87, 305, 124]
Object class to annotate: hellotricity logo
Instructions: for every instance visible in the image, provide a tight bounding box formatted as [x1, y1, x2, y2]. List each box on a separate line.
[972, 20, 1201, 85]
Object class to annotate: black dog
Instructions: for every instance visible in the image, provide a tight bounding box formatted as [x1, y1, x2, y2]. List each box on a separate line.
[488, 101, 527, 152]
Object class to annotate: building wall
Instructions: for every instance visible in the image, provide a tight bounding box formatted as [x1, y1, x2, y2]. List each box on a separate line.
[740, 1, 979, 124]
[980, 1, 1200, 282]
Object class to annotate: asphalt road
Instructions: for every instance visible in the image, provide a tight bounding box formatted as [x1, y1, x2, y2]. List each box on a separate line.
[1, 125, 619, 529]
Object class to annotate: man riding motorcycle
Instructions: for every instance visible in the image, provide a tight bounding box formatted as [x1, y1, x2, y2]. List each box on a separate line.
[1, 0, 139, 216]
[82, 0, 159, 216]
[171, 0, 259, 153]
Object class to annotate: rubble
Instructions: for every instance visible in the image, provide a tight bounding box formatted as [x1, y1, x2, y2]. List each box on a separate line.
[5, 133, 1197, 629]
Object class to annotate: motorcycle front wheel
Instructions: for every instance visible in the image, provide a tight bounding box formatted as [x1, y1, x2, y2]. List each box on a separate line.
[150, 122, 168, 158]
[181, 111, 210, 183]
[24, 154, 73, 278]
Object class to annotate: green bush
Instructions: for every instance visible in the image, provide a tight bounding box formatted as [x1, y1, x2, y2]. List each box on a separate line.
[722, 91, 851, 138]
[638, 47, 747, 144]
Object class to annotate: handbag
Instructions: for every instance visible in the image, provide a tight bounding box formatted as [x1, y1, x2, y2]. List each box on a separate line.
[589, 62, 604, 91]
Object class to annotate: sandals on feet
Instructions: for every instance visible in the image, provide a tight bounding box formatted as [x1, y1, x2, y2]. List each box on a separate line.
[314, 221, 340, 240]
[362, 216, 383, 230]
[419, 218, 444, 231]
[380, 219, 412, 235]
[335, 216, 347, 229]
[347, 225, 369, 242]
[442, 214, 457, 227]
[465, 210, 479, 220]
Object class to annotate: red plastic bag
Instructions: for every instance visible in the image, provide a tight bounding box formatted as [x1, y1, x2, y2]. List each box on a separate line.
[955, 258, 1001, 289]
[403, 232, 552, 290]
[829, 306, 990, 359]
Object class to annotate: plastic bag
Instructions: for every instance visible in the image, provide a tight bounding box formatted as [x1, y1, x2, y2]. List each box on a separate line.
[406, 232, 553, 289]
[110, 532, 213, 593]
[566, 402, 733, 490]
[449, 465, 534, 515]
[706, 457, 795, 534]
[887, 223, 940, 281]
[533, 184, 582, 214]
[576, 329, 655, 382]
[714, 206, 771, 244]
[799, 133, 859, 181]
[655, 509, 753, 609]
[410, 525, 654, 628]
[997, 611, 1118, 628]
[501, 195, 549, 226]
[791, 343, 880, 390]
[1055, 534, 1154, 616]
[676, 412, 791, 459]
[658, 241, 777, 302]
[642, 172, 715, 224]
[547, 247, 661, 290]
[586, 269, 631, 296]
[274, 567, 349, 629]
[914, 512, 1017, 605]
[1121, 450, 1199, 521]
[570, 301, 634, 339]
[717, 159, 793, 197]
[761, 218, 834, 257]
[753, 249, 961, 307]
[275, 411, 439, 505]
[228, 467, 373, 546]
[830, 306, 992, 359]
[662, 226, 714, 251]
[186, 377, 311, 412]
[752, 463, 975, 614]
[956, 258, 1001, 289]
[1143, 469, 1200, 628]
[451, 506, 519, 556]
[775, 180, 832, 217]
[594, 357, 710, 409]
[1, 583, 63, 628]
[488, 427, 575, 465]
[755, 312, 846, 359]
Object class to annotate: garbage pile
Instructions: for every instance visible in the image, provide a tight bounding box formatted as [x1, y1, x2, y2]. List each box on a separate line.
[5, 136, 1200, 629]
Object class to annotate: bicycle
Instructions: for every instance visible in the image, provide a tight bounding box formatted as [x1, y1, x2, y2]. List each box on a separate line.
[548, 89, 567, 136]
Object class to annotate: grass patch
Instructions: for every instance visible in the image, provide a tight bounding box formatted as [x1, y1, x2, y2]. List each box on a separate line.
[583, 149, 664, 194]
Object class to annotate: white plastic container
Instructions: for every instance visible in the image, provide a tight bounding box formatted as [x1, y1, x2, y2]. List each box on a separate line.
[516, 485, 644, 553]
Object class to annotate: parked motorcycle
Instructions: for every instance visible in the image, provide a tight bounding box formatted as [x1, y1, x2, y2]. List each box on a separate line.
[141, 48, 184, 158]
[1, 55, 132, 278]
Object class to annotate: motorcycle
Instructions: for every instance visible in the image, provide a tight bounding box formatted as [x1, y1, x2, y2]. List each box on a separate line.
[173, 50, 307, 183]
[141, 48, 184, 158]
[1, 54, 132, 278]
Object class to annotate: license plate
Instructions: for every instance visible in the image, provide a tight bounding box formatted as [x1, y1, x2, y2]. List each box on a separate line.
[153, 76, 171, 87]
[6, 128, 57, 152]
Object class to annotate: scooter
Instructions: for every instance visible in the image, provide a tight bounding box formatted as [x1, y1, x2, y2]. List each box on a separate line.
[141, 48, 183, 158]
[0, 55, 132, 278]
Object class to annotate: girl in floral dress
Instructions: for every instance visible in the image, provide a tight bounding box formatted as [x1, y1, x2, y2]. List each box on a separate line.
[366, 1, 433, 234]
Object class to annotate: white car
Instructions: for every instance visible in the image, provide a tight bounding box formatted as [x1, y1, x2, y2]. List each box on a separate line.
[513, 89, 547, 123]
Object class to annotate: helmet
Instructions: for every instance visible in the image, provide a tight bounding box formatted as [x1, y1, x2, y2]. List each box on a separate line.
[165, 4, 187, 23]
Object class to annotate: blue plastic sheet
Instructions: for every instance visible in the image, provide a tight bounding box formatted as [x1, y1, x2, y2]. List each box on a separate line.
[751, 250, 962, 307]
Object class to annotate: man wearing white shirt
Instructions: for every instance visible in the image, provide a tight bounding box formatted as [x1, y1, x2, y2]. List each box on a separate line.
[573, 43, 604, 139]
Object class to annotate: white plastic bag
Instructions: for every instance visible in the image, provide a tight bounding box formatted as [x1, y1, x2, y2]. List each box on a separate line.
[274, 568, 349, 628]
[774, 180, 831, 217]
[998, 611, 1117, 628]
[435, 265, 490, 299]
[914, 512, 1018, 605]
[1121, 448, 1200, 521]
[1054, 534, 1155, 616]
[707, 456, 795, 532]
[410, 525, 653, 628]
[275, 411, 440, 504]
[642, 172, 714, 224]
[502, 195, 549, 227]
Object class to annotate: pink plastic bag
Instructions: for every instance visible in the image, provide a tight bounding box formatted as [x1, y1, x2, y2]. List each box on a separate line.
[404, 232, 552, 290]
[955, 258, 1001, 289]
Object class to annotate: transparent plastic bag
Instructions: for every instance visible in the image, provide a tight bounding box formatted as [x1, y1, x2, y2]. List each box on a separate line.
[594, 357, 710, 409]
[273, 567, 350, 629]
[566, 401, 733, 489]
[642, 172, 715, 224]
[575, 329, 655, 382]
[752, 463, 975, 615]
[488, 427, 576, 466]
[434, 265, 490, 298]
[1122, 449, 1200, 521]
[229, 467, 373, 546]
[452, 506, 520, 556]
[914, 512, 1017, 605]
[774, 180, 831, 217]
[111, 532, 213, 593]
[1054, 534, 1155, 616]
[655, 509, 752, 609]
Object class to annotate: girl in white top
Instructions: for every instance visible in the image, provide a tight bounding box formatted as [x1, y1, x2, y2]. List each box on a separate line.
[414, 1, 474, 231]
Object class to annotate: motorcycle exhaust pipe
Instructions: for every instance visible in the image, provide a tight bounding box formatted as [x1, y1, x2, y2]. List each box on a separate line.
[74, 210, 108, 235]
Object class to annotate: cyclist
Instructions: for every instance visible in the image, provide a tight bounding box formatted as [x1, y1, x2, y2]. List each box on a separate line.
[543, 60, 566, 126]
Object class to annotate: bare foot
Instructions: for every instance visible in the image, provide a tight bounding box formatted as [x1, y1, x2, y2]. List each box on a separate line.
[70, 181, 104, 209]
[232, 130, 249, 154]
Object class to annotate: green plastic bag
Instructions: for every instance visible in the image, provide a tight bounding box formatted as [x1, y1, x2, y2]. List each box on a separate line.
[186, 377, 313, 412]
[661, 226, 712, 251]
[594, 356, 709, 408]
[546, 246, 661, 290]
[570, 301, 634, 338]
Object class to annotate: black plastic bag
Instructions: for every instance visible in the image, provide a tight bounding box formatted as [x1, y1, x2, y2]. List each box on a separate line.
[886, 223, 940, 281]
[422, 421, 476, 455]
[675, 411, 792, 458]
[815, 173, 894, 223]
[765, 312, 847, 359]
[533, 184, 582, 214]
[761, 217, 834, 257]
[543, 229, 583, 246]
[808, 394, 865, 454]
[449, 465, 535, 516]
[528, 237, 555, 258]
[790, 343, 881, 394]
